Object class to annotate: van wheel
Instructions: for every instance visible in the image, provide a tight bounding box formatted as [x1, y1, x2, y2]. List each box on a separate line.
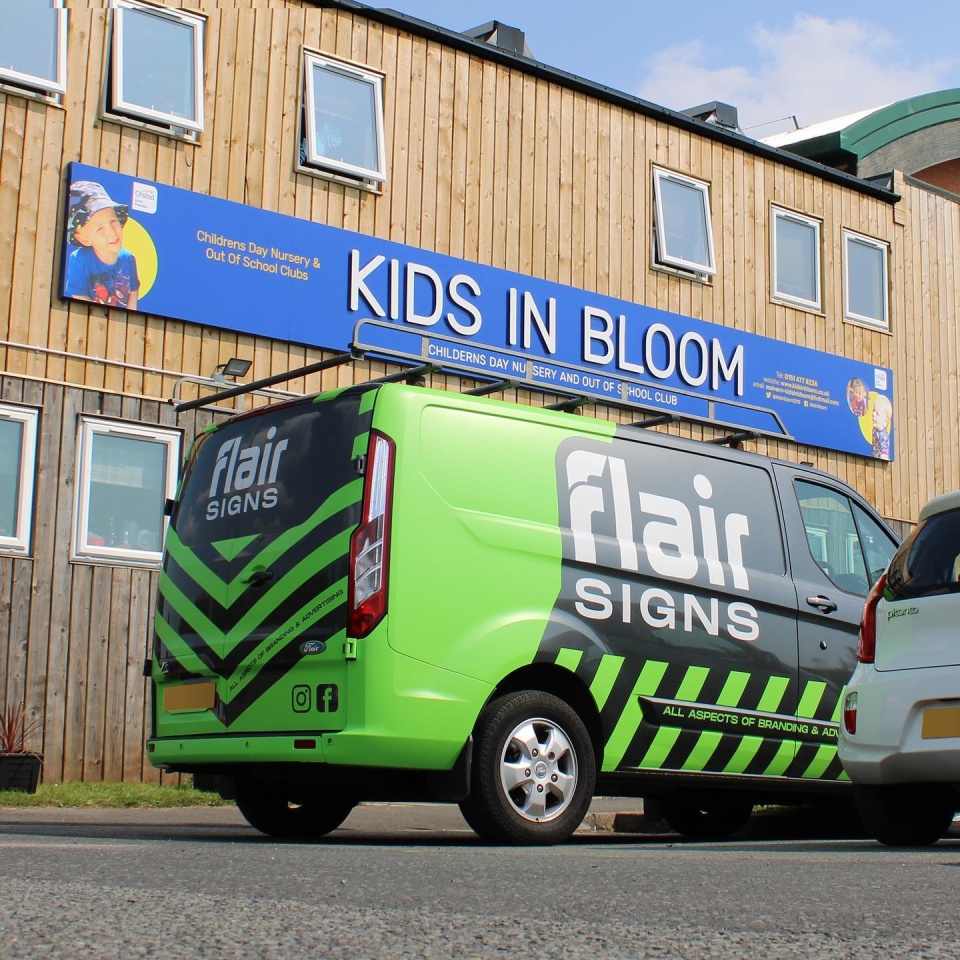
[235, 784, 356, 839]
[459, 691, 595, 845]
[662, 793, 753, 839]
[854, 784, 955, 846]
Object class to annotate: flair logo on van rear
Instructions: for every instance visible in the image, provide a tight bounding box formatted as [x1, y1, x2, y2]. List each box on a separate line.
[205, 428, 290, 520]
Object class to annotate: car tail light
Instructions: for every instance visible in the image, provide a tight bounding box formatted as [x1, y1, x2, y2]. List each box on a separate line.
[843, 691, 858, 735]
[348, 431, 395, 638]
[857, 572, 887, 664]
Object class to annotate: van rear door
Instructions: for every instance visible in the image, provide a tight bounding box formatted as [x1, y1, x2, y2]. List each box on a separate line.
[153, 386, 376, 736]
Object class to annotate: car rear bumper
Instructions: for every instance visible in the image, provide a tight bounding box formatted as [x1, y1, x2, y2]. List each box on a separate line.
[838, 662, 960, 785]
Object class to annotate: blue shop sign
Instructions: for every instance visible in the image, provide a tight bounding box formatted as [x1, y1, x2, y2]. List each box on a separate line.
[60, 162, 894, 460]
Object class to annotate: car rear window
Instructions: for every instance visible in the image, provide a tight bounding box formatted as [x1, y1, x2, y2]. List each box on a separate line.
[885, 507, 960, 600]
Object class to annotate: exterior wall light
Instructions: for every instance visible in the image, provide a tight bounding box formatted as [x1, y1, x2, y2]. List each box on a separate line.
[213, 358, 253, 382]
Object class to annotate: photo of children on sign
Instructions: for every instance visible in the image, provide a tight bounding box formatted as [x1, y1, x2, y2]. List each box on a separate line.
[846, 376, 893, 461]
[63, 180, 140, 308]
[61, 173, 159, 311]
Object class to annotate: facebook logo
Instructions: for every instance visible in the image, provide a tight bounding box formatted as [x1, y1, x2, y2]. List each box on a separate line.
[317, 684, 339, 713]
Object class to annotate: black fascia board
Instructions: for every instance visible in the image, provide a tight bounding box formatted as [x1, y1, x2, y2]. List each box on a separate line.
[320, 1, 898, 204]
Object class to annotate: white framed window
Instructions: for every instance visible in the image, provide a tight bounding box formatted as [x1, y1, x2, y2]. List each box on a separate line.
[108, 0, 204, 134]
[0, 405, 39, 555]
[0, 0, 67, 96]
[843, 229, 889, 330]
[73, 417, 181, 566]
[771, 207, 821, 311]
[652, 167, 716, 276]
[805, 526, 829, 567]
[302, 51, 386, 183]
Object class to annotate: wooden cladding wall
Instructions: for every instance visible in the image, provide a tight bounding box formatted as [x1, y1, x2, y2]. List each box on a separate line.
[0, 376, 229, 783]
[889, 175, 960, 522]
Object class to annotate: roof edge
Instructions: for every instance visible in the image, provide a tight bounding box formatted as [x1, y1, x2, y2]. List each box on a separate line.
[321, 1, 898, 204]
[842, 89, 960, 159]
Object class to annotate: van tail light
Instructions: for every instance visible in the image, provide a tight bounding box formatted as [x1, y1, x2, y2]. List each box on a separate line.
[843, 692, 858, 735]
[348, 431, 395, 639]
[857, 573, 887, 664]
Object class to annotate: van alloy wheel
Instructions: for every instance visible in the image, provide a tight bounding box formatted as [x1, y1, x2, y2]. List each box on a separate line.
[459, 690, 595, 845]
[498, 717, 577, 823]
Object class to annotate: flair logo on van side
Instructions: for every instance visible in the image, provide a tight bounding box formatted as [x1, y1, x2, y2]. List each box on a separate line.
[205, 427, 289, 520]
[562, 447, 760, 642]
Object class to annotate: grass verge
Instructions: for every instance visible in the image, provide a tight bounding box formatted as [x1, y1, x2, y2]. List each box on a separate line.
[0, 780, 229, 808]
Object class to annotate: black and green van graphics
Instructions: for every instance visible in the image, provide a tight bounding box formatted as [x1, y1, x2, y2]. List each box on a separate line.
[153, 386, 376, 736]
[538, 430, 845, 782]
[151, 384, 852, 788]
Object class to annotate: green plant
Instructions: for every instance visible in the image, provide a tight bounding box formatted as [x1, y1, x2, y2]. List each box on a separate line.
[0, 701, 42, 755]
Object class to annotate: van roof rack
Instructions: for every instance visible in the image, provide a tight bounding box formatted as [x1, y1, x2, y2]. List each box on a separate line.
[171, 324, 793, 449]
[706, 430, 759, 448]
[630, 413, 679, 428]
[465, 379, 515, 396]
[171, 349, 361, 413]
[371, 363, 438, 386]
[546, 396, 591, 412]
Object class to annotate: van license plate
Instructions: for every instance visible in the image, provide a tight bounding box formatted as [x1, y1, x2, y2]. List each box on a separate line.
[921, 707, 960, 739]
[164, 681, 216, 712]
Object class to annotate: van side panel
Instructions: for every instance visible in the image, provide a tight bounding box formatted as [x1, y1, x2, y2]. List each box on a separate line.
[368, 390, 850, 785]
[372, 390, 825, 784]
[541, 431, 806, 776]
[382, 399, 577, 677]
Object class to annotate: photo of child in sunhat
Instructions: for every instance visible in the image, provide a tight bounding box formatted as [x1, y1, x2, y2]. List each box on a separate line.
[63, 180, 140, 309]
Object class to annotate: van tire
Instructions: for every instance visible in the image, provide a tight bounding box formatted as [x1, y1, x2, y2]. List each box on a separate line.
[235, 784, 357, 839]
[854, 784, 955, 847]
[662, 793, 753, 839]
[459, 690, 595, 845]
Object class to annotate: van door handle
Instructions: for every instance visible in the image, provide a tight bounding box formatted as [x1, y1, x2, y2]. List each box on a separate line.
[806, 595, 837, 614]
[243, 570, 274, 587]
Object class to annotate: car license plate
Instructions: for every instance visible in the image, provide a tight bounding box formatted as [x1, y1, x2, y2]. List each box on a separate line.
[163, 680, 216, 712]
[921, 706, 960, 739]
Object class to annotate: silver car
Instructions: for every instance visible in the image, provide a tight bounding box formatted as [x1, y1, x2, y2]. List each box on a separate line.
[838, 490, 960, 845]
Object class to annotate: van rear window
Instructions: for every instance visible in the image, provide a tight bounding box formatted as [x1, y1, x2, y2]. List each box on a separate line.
[173, 394, 366, 548]
[885, 507, 960, 600]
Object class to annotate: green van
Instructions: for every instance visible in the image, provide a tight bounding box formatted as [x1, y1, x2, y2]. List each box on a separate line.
[148, 381, 897, 843]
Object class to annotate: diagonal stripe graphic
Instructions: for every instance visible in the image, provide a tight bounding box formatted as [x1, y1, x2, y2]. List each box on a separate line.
[797, 680, 828, 718]
[589, 656, 625, 712]
[163, 478, 362, 607]
[603, 659, 668, 771]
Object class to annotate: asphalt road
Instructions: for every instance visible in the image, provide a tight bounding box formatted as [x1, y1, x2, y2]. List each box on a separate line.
[2, 802, 960, 959]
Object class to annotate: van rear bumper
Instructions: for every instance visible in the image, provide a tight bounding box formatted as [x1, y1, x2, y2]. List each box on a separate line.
[147, 736, 473, 803]
[147, 728, 465, 771]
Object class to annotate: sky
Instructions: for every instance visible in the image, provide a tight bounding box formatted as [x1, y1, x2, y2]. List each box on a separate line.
[380, 1, 960, 137]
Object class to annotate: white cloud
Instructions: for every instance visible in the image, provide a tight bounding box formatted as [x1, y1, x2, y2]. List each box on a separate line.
[635, 15, 956, 134]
